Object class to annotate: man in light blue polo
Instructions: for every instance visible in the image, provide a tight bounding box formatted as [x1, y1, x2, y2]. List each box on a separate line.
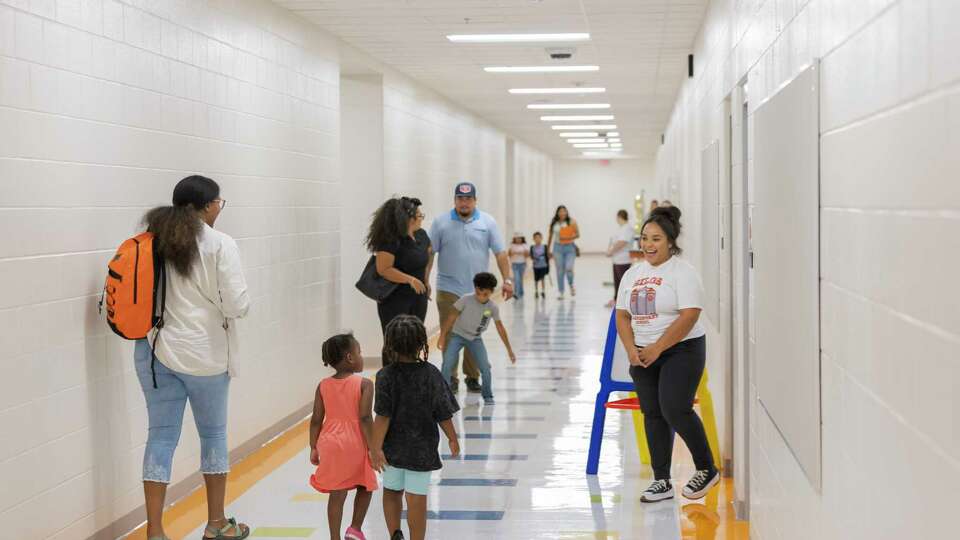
[430, 182, 514, 393]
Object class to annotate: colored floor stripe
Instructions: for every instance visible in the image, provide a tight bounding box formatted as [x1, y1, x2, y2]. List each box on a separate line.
[290, 493, 328, 502]
[400, 510, 505, 520]
[438, 478, 518, 487]
[251, 527, 315, 537]
[442, 454, 528, 461]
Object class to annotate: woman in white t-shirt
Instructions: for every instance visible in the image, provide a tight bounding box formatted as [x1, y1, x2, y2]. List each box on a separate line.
[614, 206, 719, 504]
[606, 209, 636, 308]
[136, 176, 251, 540]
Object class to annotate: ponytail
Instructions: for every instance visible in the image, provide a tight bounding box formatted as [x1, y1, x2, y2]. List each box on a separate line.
[143, 206, 202, 276]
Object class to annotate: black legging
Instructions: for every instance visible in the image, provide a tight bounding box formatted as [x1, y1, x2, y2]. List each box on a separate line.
[377, 290, 428, 365]
[630, 336, 714, 480]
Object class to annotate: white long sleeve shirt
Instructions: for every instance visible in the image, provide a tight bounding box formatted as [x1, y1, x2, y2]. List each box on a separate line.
[152, 223, 250, 376]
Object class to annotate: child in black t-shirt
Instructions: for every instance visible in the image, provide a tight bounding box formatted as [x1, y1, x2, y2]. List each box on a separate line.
[370, 315, 460, 540]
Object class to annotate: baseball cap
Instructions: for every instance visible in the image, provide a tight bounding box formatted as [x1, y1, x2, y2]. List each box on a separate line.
[455, 182, 477, 198]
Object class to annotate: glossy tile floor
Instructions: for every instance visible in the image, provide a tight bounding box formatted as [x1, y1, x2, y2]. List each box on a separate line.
[183, 257, 747, 540]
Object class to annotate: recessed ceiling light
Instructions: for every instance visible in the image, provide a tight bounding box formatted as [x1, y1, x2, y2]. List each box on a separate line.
[559, 132, 599, 137]
[573, 143, 609, 148]
[606, 132, 620, 137]
[541, 115, 614, 121]
[447, 33, 590, 43]
[566, 138, 606, 143]
[485, 65, 599, 73]
[551, 124, 617, 130]
[610, 143, 623, 148]
[509, 87, 606, 94]
[607, 138, 621, 143]
[582, 150, 623, 156]
[527, 103, 611, 110]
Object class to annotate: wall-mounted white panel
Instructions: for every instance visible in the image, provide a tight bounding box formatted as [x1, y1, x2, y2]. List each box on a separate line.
[701, 140, 721, 322]
[753, 62, 821, 490]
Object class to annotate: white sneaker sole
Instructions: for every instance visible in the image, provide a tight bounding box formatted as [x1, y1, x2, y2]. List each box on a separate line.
[682, 473, 720, 500]
[640, 488, 675, 503]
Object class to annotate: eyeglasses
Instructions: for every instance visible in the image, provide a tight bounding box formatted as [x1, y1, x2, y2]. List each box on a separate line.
[212, 199, 227, 209]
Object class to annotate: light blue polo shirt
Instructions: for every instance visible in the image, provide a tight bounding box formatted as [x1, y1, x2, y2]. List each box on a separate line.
[429, 209, 506, 297]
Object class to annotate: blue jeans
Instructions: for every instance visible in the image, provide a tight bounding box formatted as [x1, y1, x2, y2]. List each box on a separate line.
[134, 339, 230, 483]
[441, 334, 493, 399]
[511, 262, 526, 298]
[553, 243, 577, 293]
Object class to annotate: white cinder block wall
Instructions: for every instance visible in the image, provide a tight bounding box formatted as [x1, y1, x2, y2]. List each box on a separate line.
[553, 159, 655, 253]
[656, 1, 960, 539]
[511, 139, 554, 240]
[0, 0, 342, 538]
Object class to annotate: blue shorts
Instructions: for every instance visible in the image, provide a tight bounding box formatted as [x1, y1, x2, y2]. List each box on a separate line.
[382, 465, 431, 496]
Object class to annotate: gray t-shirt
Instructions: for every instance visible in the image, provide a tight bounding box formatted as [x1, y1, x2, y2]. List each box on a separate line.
[452, 294, 501, 341]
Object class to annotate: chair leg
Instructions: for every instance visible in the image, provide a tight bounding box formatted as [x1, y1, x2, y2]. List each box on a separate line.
[628, 392, 651, 465]
[586, 389, 611, 475]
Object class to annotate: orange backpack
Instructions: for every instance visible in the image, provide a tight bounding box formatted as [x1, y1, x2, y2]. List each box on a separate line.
[99, 232, 167, 385]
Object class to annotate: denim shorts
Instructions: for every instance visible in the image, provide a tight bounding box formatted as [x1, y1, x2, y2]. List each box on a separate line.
[134, 339, 230, 483]
[382, 465, 432, 496]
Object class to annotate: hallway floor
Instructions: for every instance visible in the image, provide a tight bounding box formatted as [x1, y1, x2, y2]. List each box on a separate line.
[133, 257, 747, 540]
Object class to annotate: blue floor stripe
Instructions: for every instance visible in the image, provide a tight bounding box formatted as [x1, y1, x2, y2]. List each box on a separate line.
[438, 479, 518, 487]
[442, 454, 528, 461]
[463, 416, 546, 421]
[401, 510, 505, 520]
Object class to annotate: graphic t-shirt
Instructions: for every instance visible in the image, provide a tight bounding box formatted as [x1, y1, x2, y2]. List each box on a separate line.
[374, 361, 460, 472]
[615, 257, 706, 346]
[530, 244, 548, 269]
[451, 294, 501, 341]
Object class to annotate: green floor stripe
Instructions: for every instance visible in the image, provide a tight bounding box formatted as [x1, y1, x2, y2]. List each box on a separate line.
[251, 527, 316, 538]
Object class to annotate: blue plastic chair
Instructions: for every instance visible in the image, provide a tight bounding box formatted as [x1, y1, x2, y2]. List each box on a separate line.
[586, 309, 637, 475]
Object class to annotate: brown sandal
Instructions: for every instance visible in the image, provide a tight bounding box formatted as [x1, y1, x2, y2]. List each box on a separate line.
[203, 518, 250, 540]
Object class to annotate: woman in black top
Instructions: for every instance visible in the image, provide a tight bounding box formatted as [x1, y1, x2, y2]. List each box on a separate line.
[365, 197, 433, 363]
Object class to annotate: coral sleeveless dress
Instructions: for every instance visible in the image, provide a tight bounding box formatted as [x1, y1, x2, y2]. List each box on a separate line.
[309, 376, 379, 493]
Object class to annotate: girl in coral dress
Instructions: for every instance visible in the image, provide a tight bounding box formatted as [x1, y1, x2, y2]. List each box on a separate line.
[310, 333, 379, 540]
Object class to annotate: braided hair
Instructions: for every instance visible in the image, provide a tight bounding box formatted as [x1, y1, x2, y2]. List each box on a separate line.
[321, 333, 358, 367]
[383, 315, 429, 363]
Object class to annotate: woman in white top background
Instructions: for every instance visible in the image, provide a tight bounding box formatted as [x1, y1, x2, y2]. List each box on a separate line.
[606, 209, 635, 308]
[137, 176, 251, 540]
[614, 206, 719, 504]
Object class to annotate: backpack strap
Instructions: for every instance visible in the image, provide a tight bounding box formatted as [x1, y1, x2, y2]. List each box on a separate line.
[149, 262, 168, 389]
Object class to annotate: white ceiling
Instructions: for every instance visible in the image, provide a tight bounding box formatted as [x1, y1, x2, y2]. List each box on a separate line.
[274, 0, 710, 159]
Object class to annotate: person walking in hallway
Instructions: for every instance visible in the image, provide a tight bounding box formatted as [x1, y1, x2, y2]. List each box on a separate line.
[365, 196, 432, 364]
[606, 209, 636, 308]
[509, 232, 530, 300]
[429, 182, 514, 393]
[615, 206, 719, 504]
[135, 176, 251, 540]
[547, 205, 580, 299]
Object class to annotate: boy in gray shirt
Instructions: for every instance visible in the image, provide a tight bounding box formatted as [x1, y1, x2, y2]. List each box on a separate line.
[438, 272, 517, 404]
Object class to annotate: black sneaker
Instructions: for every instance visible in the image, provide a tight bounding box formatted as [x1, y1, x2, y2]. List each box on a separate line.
[465, 378, 482, 393]
[682, 469, 719, 500]
[640, 479, 674, 503]
[391, 530, 405, 540]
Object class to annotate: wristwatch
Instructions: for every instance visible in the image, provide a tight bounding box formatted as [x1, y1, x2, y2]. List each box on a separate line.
[504, 279, 514, 286]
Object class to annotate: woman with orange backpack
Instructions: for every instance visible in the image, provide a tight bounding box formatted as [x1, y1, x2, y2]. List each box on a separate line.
[132, 175, 251, 540]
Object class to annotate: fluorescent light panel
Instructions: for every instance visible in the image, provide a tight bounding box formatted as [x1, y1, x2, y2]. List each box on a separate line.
[559, 132, 599, 137]
[540, 114, 614, 121]
[485, 65, 599, 73]
[447, 33, 590, 43]
[607, 138, 621, 143]
[573, 143, 609, 148]
[526, 103, 610, 110]
[509, 87, 605, 94]
[566, 138, 606, 143]
[606, 131, 620, 137]
[610, 143, 623, 148]
[582, 150, 623, 156]
[551, 124, 617, 130]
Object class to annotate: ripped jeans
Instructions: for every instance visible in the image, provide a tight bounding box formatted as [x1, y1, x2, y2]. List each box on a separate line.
[135, 339, 230, 483]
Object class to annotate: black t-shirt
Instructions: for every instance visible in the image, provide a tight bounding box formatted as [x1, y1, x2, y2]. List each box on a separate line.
[374, 361, 460, 471]
[377, 229, 431, 296]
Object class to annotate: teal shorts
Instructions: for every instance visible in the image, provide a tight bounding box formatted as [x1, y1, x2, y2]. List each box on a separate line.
[382, 465, 431, 496]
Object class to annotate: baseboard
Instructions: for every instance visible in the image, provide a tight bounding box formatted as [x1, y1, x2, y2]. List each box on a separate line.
[89, 402, 313, 540]
[734, 500, 750, 521]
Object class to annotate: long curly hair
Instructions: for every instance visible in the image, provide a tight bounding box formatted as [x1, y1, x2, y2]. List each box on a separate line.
[383, 315, 429, 363]
[143, 175, 219, 276]
[365, 196, 422, 252]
